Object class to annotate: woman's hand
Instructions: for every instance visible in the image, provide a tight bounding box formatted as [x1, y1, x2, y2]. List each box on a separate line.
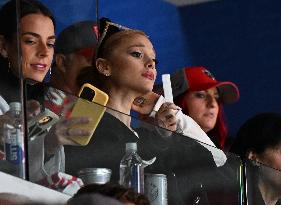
[44, 117, 92, 155]
[155, 102, 180, 132]
[132, 92, 160, 115]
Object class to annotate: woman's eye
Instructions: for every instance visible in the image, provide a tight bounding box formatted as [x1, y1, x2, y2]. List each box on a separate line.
[47, 42, 55, 48]
[131, 51, 142, 58]
[195, 92, 206, 98]
[24, 39, 36, 45]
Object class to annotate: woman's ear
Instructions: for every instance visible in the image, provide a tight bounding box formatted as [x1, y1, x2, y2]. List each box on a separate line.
[0, 35, 8, 58]
[247, 150, 258, 161]
[247, 150, 263, 167]
[96, 58, 111, 76]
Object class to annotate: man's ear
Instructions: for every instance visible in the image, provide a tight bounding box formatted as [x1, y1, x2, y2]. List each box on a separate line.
[0, 35, 8, 58]
[96, 58, 111, 76]
[55, 54, 67, 73]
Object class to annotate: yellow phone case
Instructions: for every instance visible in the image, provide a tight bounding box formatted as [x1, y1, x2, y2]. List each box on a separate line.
[69, 83, 108, 145]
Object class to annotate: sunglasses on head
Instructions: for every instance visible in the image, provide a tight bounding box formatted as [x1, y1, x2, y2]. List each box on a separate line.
[96, 17, 130, 58]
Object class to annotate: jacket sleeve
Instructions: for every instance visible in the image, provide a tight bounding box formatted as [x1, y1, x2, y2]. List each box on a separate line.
[150, 95, 227, 167]
[0, 95, 9, 115]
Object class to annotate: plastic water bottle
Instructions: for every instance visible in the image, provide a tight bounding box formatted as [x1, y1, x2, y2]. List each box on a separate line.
[4, 102, 26, 179]
[119, 142, 144, 193]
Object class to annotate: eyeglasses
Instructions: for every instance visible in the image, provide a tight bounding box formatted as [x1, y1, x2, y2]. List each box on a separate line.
[96, 18, 130, 58]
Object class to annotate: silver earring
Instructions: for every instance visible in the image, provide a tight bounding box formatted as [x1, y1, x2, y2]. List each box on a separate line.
[105, 73, 110, 76]
[7, 59, 11, 72]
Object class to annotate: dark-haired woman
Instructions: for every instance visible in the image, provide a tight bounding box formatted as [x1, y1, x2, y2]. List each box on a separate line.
[68, 183, 150, 205]
[0, 0, 94, 183]
[0, 0, 55, 97]
[0, 0, 59, 182]
[62, 18, 240, 205]
[230, 113, 281, 205]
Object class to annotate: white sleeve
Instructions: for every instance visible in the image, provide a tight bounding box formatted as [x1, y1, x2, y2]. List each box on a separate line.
[150, 95, 227, 167]
[0, 95, 9, 115]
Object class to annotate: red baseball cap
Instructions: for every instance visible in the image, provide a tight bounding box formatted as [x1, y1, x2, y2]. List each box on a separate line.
[170, 66, 240, 104]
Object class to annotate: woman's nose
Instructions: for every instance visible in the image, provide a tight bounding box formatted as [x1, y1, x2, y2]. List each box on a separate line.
[37, 42, 49, 57]
[206, 95, 217, 108]
[145, 57, 155, 70]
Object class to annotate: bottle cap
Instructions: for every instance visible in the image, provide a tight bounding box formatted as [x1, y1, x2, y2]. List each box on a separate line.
[9, 102, 21, 112]
[126, 142, 137, 152]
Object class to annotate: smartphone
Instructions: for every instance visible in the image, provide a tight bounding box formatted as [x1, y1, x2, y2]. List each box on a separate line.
[69, 83, 109, 145]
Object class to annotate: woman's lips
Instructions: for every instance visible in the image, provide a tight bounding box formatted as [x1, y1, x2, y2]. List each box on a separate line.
[30, 63, 48, 72]
[142, 71, 155, 80]
[204, 112, 215, 118]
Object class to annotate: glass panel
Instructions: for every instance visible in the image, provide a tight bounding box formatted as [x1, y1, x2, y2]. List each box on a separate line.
[131, 116, 243, 205]
[21, 82, 241, 203]
[22, 81, 244, 202]
[244, 160, 281, 205]
[0, 0, 26, 179]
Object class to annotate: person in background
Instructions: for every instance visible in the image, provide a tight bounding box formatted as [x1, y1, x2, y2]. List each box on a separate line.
[67, 193, 122, 205]
[170, 66, 240, 150]
[45, 20, 97, 117]
[0, 193, 63, 205]
[130, 67, 235, 165]
[230, 112, 281, 205]
[68, 183, 150, 205]
[50, 20, 97, 95]
[43, 19, 101, 171]
[0, 193, 32, 205]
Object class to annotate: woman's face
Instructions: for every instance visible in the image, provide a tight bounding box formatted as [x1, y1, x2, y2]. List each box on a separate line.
[258, 143, 281, 171]
[183, 87, 219, 132]
[105, 33, 157, 96]
[7, 13, 55, 82]
[256, 143, 281, 189]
